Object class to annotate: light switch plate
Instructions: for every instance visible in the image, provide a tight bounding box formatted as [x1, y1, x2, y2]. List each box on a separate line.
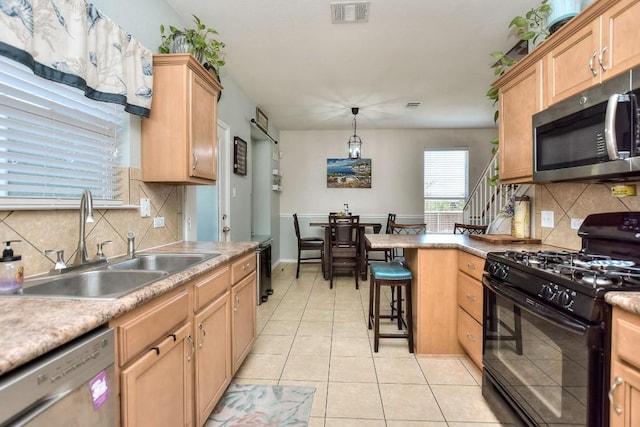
[541, 211, 554, 228]
[570, 218, 584, 229]
[153, 217, 165, 228]
[140, 198, 151, 218]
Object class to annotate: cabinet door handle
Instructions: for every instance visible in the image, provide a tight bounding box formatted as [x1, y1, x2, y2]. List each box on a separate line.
[466, 332, 476, 342]
[608, 376, 623, 415]
[192, 152, 198, 170]
[234, 293, 240, 312]
[598, 46, 608, 72]
[589, 51, 598, 76]
[466, 262, 476, 270]
[187, 334, 194, 362]
[466, 293, 477, 302]
[198, 323, 206, 348]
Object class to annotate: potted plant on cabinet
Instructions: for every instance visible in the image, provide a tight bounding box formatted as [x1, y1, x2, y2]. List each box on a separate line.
[159, 15, 226, 77]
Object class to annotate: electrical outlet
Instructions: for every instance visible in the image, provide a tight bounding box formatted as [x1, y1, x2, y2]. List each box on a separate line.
[570, 218, 584, 229]
[541, 210, 554, 228]
[153, 217, 165, 228]
[140, 198, 150, 218]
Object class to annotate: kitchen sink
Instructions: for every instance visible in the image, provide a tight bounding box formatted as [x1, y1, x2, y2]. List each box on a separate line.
[107, 253, 219, 273]
[19, 270, 166, 300]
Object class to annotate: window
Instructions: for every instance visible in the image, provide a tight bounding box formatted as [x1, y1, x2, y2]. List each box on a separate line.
[424, 149, 468, 233]
[0, 56, 123, 207]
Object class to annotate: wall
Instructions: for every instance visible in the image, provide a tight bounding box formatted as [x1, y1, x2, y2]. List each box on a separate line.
[534, 180, 640, 250]
[277, 127, 496, 261]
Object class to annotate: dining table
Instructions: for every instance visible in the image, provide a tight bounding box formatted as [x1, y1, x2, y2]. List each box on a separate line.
[309, 220, 382, 280]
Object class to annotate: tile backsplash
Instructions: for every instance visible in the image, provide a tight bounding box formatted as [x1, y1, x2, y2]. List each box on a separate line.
[0, 168, 183, 278]
[534, 180, 640, 250]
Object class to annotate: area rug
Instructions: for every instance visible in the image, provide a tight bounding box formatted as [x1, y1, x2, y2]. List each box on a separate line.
[208, 384, 316, 426]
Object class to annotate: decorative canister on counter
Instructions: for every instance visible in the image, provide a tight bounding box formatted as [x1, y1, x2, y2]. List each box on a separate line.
[512, 196, 531, 239]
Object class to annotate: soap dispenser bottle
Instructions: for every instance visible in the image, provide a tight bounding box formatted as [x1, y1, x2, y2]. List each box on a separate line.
[0, 240, 24, 293]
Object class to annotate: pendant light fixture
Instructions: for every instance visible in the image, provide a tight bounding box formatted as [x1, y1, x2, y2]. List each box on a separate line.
[347, 107, 362, 159]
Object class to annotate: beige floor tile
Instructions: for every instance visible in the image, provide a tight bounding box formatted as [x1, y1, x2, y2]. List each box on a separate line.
[308, 417, 325, 427]
[281, 354, 330, 381]
[251, 334, 294, 355]
[326, 382, 384, 419]
[386, 421, 448, 426]
[303, 308, 334, 322]
[417, 357, 478, 385]
[298, 320, 334, 336]
[229, 378, 276, 386]
[333, 320, 369, 338]
[333, 308, 366, 323]
[260, 320, 300, 336]
[279, 379, 328, 418]
[431, 385, 502, 423]
[447, 423, 510, 427]
[270, 307, 305, 321]
[325, 418, 386, 426]
[371, 337, 415, 357]
[460, 357, 482, 385]
[379, 383, 445, 421]
[374, 357, 427, 384]
[233, 353, 286, 380]
[329, 356, 377, 382]
[331, 336, 371, 357]
[291, 335, 332, 356]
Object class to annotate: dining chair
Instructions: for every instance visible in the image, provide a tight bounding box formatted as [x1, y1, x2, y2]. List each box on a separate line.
[453, 223, 488, 235]
[389, 221, 426, 262]
[293, 213, 325, 278]
[365, 213, 396, 266]
[328, 214, 360, 289]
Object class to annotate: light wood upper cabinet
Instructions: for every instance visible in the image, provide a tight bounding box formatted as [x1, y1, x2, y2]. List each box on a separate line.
[498, 60, 543, 184]
[545, 0, 640, 105]
[141, 54, 222, 184]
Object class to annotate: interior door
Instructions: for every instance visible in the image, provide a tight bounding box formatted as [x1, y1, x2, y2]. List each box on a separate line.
[218, 120, 231, 242]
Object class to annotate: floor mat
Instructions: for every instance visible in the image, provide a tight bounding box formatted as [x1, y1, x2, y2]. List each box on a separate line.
[208, 383, 316, 426]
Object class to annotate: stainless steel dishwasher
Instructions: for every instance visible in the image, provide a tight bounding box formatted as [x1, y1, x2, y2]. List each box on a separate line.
[0, 327, 115, 426]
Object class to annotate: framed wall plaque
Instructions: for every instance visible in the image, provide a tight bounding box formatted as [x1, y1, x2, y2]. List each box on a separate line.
[255, 107, 268, 133]
[233, 136, 247, 176]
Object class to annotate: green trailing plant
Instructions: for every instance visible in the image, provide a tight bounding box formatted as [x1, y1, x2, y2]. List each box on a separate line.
[159, 15, 226, 73]
[486, 0, 552, 185]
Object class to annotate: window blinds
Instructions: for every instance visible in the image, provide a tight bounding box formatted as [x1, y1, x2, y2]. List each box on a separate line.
[424, 149, 468, 199]
[0, 56, 122, 201]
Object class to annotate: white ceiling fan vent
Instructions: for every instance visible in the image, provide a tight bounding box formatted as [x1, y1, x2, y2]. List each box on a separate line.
[331, 1, 370, 24]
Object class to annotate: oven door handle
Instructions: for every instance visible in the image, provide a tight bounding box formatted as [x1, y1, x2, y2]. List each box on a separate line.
[484, 277, 588, 334]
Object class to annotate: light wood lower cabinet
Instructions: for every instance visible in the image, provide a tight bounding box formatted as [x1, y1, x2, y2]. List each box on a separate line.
[111, 252, 256, 427]
[232, 272, 257, 372]
[120, 322, 193, 427]
[456, 251, 485, 369]
[609, 307, 640, 426]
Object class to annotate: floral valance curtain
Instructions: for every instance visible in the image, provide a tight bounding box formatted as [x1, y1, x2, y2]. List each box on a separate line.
[0, 0, 153, 117]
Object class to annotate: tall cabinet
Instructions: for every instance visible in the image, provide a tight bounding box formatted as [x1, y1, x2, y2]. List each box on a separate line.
[141, 54, 222, 184]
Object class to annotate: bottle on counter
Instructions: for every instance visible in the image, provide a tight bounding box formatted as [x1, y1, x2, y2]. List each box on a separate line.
[0, 240, 24, 294]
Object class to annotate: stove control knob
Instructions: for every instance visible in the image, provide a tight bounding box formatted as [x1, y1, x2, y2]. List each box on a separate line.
[558, 291, 571, 306]
[496, 265, 509, 280]
[541, 284, 554, 300]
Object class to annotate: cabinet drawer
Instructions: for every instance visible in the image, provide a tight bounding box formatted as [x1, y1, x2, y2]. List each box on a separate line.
[194, 265, 231, 312]
[457, 271, 483, 322]
[231, 252, 256, 284]
[614, 308, 640, 370]
[457, 307, 482, 369]
[458, 251, 485, 282]
[114, 288, 190, 366]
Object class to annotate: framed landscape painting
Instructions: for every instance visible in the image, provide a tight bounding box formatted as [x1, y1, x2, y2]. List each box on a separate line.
[327, 158, 371, 188]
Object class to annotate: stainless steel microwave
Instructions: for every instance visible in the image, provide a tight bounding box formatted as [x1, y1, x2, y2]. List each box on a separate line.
[532, 68, 640, 182]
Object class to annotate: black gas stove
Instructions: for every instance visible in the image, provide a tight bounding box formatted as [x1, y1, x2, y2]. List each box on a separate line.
[484, 211, 640, 322]
[482, 211, 640, 427]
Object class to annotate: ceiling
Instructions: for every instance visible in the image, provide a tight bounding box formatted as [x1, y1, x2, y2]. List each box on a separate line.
[166, 0, 541, 131]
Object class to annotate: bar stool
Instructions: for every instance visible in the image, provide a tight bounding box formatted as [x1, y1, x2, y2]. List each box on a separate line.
[367, 261, 414, 353]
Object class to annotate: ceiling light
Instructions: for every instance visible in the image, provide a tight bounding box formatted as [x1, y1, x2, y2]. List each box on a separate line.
[347, 107, 362, 159]
[331, 1, 370, 24]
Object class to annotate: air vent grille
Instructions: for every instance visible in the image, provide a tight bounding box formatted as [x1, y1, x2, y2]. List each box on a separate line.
[406, 102, 422, 108]
[331, 1, 370, 24]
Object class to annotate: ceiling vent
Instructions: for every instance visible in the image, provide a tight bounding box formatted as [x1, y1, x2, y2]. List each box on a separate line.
[331, 1, 370, 24]
[406, 102, 422, 108]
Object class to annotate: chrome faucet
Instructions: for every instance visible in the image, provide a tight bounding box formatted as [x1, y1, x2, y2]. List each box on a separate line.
[73, 189, 95, 266]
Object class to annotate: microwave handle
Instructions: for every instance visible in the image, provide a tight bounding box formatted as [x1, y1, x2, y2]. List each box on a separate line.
[604, 93, 621, 160]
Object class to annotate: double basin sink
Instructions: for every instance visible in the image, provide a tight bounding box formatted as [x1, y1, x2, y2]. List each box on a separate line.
[17, 253, 220, 300]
